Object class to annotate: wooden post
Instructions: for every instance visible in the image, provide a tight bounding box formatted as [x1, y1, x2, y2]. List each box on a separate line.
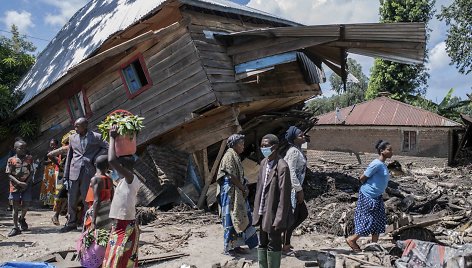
[197, 139, 227, 209]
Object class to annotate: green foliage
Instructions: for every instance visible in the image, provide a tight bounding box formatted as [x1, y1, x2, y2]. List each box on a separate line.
[98, 112, 145, 141]
[0, 25, 38, 142]
[437, 0, 472, 74]
[330, 58, 369, 96]
[13, 116, 40, 140]
[306, 58, 368, 115]
[0, 125, 10, 138]
[405, 88, 471, 122]
[366, 0, 435, 101]
[82, 229, 110, 248]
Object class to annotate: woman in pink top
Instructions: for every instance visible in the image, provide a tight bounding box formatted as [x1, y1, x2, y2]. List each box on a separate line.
[102, 125, 141, 268]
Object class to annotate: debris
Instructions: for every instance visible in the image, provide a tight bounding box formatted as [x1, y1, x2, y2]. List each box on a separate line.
[395, 239, 472, 268]
[33, 250, 81, 268]
[339, 254, 381, 266]
[138, 253, 189, 265]
[300, 151, 472, 241]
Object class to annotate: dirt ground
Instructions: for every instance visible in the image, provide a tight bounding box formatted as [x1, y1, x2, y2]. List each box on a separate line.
[1, 150, 468, 267]
[0, 207, 384, 267]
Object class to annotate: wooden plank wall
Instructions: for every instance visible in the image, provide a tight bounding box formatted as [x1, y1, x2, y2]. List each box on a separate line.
[25, 15, 216, 158]
[183, 10, 260, 105]
[183, 10, 320, 109]
[152, 106, 241, 153]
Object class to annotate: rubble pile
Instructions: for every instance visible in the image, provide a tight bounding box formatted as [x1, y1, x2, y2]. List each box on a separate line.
[137, 204, 219, 227]
[300, 160, 472, 244]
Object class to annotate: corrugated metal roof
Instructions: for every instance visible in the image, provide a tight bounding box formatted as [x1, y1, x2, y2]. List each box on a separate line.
[316, 96, 462, 127]
[15, 0, 296, 109]
[218, 23, 426, 64]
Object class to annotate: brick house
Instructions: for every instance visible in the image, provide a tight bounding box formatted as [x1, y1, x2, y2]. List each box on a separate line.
[308, 96, 463, 164]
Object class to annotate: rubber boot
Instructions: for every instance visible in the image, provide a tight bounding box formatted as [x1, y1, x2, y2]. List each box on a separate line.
[258, 248, 268, 268]
[267, 251, 282, 268]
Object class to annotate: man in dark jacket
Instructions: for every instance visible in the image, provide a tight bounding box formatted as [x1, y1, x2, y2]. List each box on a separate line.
[60, 117, 108, 232]
[253, 134, 292, 268]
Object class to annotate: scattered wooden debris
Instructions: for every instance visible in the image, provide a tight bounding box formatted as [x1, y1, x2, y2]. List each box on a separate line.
[34, 250, 81, 268]
[139, 253, 189, 265]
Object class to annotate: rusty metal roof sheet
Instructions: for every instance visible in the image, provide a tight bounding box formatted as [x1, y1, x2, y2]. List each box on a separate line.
[316, 96, 462, 127]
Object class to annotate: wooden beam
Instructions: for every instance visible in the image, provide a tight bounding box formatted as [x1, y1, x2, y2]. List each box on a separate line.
[192, 152, 204, 185]
[202, 148, 210, 181]
[228, 37, 300, 55]
[197, 147, 210, 209]
[209, 139, 228, 181]
[196, 139, 227, 209]
[232, 36, 338, 65]
[327, 41, 424, 50]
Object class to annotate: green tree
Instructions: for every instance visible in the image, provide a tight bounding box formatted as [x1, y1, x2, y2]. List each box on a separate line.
[0, 25, 38, 141]
[405, 89, 471, 122]
[366, 0, 435, 101]
[437, 0, 472, 75]
[306, 58, 368, 115]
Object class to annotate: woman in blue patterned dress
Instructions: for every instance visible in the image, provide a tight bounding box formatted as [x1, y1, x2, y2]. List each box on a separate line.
[217, 134, 258, 255]
[346, 140, 393, 252]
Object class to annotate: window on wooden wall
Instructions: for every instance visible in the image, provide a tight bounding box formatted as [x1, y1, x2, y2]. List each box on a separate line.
[120, 53, 152, 99]
[402, 131, 417, 151]
[66, 89, 92, 122]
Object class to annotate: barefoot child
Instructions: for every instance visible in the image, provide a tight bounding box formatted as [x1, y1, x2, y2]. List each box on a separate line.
[103, 125, 141, 268]
[6, 140, 33, 237]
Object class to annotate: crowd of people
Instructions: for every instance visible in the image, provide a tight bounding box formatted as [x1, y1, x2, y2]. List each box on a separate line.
[6, 118, 141, 268]
[215, 129, 393, 268]
[5, 116, 393, 268]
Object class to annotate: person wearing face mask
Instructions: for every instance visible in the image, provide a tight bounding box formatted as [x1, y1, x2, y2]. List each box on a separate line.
[282, 126, 309, 256]
[253, 134, 292, 268]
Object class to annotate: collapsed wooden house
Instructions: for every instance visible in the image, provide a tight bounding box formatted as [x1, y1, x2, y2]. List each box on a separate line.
[2, 0, 427, 206]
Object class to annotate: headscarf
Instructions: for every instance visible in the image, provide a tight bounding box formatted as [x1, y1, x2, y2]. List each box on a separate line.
[227, 134, 245, 148]
[285, 126, 302, 145]
[61, 130, 76, 146]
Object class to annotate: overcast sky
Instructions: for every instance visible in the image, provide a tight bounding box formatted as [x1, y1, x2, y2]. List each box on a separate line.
[0, 0, 470, 102]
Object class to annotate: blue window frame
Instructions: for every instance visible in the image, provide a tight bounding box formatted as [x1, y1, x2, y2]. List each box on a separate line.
[120, 54, 152, 99]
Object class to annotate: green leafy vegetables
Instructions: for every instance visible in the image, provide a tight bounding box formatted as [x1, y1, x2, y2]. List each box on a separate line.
[98, 112, 144, 141]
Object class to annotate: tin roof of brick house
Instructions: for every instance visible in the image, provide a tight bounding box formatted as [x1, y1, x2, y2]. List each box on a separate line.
[315, 96, 462, 127]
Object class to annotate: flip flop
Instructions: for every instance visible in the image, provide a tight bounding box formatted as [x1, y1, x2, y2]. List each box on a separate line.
[282, 248, 296, 256]
[346, 239, 362, 252]
[51, 216, 60, 226]
[233, 247, 249, 254]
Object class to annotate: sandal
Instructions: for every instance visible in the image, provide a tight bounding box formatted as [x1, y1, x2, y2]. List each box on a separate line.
[233, 247, 249, 254]
[8, 227, 21, 237]
[282, 248, 295, 256]
[51, 216, 60, 226]
[346, 238, 361, 252]
[282, 245, 295, 256]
